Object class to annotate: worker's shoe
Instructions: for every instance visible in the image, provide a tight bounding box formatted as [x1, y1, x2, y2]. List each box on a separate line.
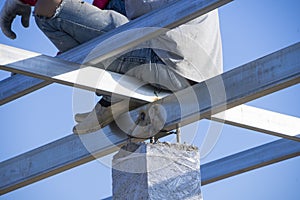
[73, 100, 129, 134]
[74, 99, 109, 123]
[74, 110, 93, 123]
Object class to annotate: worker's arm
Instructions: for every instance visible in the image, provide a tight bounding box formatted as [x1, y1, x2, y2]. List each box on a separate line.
[0, 0, 110, 40]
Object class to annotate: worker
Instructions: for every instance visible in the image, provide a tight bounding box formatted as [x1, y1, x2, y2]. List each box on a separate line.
[0, 0, 223, 134]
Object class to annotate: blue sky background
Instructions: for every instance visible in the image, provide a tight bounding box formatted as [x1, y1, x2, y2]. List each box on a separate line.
[0, 0, 299, 199]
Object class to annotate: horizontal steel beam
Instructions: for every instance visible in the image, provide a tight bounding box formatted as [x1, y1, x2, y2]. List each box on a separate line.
[1, 42, 300, 194]
[212, 105, 300, 142]
[201, 138, 300, 185]
[0, 0, 232, 105]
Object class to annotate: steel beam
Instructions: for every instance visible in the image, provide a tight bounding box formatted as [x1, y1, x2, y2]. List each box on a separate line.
[0, 124, 129, 195]
[201, 139, 300, 185]
[0, 74, 50, 105]
[1, 44, 300, 141]
[1, 133, 299, 195]
[1, 42, 300, 194]
[0, 0, 232, 105]
[212, 105, 300, 141]
[0, 44, 169, 103]
[117, 42, 300, 138]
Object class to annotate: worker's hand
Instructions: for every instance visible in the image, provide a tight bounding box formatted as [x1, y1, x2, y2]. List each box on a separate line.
[0, 0, 31, 39]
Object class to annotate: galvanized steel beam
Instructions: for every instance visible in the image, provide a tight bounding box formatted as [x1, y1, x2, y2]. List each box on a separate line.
[0, 124, 129, 195]
[0, 44, 170, 103]
[201, 138, 300, 185]
[118, 42, 300, 138]
[0, 74, 50, 105]
[213, 105, 300, 142]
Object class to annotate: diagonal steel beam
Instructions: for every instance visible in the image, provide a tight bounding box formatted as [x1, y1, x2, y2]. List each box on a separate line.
[0, 0, 233, 105]
[0, 44, 170, 103]
[0, 124, 129, 195]
[117, 42, 300, 138]
[0, 74, 50, 105]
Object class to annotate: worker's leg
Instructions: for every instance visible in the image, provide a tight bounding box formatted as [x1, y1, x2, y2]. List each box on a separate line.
[107, 48, 191, 91]
[98, 48, 190, 112]
[34, 0, 129, 52]
[94, 48, 191, 108]
[73, 48, 192, 134]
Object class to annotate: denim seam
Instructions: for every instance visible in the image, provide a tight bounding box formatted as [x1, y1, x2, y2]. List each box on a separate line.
[57, 17, 106, 34]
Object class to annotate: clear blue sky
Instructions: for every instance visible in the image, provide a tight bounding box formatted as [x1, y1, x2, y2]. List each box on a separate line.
[0, 0, 299, 199]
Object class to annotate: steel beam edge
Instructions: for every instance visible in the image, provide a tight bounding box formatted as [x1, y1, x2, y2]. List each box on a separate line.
[0, 74, 50, 105]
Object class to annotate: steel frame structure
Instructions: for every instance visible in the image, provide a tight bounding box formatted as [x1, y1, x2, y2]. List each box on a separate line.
[0, 0, 299, 197]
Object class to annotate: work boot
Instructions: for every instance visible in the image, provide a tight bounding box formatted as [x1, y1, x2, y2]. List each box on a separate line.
[74, 108, 96, 123]
[74, 112, 89, 123]
[74, 98, 112, 122]
[73, 100, 129, 134]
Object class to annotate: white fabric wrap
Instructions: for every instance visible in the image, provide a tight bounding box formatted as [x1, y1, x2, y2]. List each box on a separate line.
[125, 0, 223, 82]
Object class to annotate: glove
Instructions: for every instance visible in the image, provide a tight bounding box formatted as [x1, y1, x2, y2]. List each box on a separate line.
[0, 0, 31, 39]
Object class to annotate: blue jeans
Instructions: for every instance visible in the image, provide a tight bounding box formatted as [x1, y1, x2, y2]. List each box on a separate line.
[34, 0, 191, 102]
[34, 0, 128, 52]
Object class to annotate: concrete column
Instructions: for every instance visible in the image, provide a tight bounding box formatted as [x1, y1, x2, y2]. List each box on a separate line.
[112, 142, 202, 200]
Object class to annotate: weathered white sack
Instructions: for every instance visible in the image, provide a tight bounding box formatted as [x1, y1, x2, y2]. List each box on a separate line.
[125, 0, 223, 83]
